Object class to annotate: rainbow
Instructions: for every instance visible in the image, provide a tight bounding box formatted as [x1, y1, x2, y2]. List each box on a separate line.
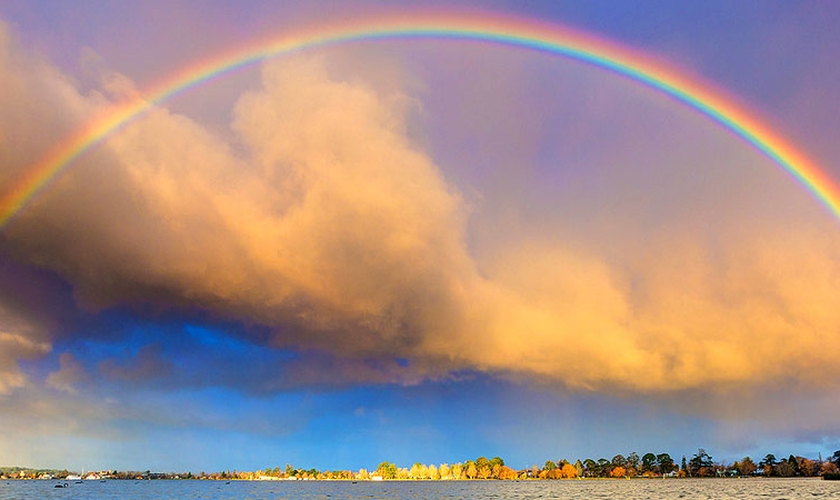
[2, 11, 839, 229]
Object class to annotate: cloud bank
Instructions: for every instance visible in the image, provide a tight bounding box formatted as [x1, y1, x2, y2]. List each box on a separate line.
[2, 20, 840, 403]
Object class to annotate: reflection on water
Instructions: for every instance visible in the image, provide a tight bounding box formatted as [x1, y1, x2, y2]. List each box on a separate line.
[2, 477, 839, 500]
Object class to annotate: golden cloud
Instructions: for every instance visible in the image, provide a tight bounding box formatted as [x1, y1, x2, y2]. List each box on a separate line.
[2, 22, 840, 395]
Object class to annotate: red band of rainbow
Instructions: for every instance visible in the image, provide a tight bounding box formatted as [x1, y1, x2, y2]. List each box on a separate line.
[2, 12, 838, 229]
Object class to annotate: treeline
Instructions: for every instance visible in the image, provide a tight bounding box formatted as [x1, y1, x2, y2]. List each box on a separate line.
[243, 448, 840, 481]
[0, 468, 179, 481]
[5, 449, 840, 481]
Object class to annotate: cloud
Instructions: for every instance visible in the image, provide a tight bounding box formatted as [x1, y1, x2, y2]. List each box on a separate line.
[0, 329, 49, 394]
[2, 18, 840, 405]
[45, 352, 88, 393]
[0, 259, 58, 394]
[99, 344, 175, 384]
[0, 21, 97, 186]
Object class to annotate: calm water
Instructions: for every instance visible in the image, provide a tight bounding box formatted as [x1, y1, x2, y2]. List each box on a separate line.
[2, 478, 839, 500]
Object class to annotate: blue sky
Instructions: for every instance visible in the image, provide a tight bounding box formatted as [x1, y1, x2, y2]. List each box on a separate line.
[1, 1, 840, 472]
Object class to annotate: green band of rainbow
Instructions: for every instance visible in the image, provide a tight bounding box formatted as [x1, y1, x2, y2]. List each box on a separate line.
[2, 12, 839, 229]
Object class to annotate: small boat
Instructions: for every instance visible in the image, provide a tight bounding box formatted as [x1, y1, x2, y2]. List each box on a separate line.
[54, 483, 68, 488]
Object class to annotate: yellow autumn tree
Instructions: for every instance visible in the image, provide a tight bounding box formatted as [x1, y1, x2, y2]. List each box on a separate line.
[428, 464, 440, 480]
[498, 466, 518, 480]
[560, 463, 578, 479]
[466, 462, 477, 480]
[409, 463, 426, 479]
[439, 463, 451, 480]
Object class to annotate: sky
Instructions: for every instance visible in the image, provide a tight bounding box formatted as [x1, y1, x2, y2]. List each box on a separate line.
[1, 0, 840, 473]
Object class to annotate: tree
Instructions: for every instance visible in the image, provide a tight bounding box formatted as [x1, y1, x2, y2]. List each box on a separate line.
[610, 466, 626, 478]
[428, 464, 440, 480]
[760, 453, 777, 467]
[439, 463, 450, 480]
[475, 457, 491, 479]
[626, 452, 640, 475]
[583, 459, 598, 478]
[597, 458, 611, 478]
[409, 463, 426, 479]
[376, 462, 397, 480]
[641, 453, 657, 474]
[689, 449, 713, 477]
[776, 459, 795, 477]
[574, 460, 584, 478]
[821, 460, 840, 475]
[491, 464, 501, 479]
[465, 462, 477, 480]
[657, 453, 676, 475]
[543, 460, 557, 471]
[738, 456, 757, 476]
[560, 463, 578, 479]
[760, 454, 777, 476]
[498, 466, 518, 480]
[788, 454, 801, 476]
[798, 457, 818, 477]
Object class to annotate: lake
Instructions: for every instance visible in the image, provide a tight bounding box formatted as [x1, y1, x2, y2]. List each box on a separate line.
[2, 478, 839, 499]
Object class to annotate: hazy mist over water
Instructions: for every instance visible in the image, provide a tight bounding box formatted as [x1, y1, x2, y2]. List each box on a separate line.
[2, 478, 839, 500]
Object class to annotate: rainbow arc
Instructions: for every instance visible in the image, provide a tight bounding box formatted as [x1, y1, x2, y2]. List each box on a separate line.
[2, 12, 838, 228]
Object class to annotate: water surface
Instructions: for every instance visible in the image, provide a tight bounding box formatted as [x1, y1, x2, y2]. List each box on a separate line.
[2, 477, 838, 499]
